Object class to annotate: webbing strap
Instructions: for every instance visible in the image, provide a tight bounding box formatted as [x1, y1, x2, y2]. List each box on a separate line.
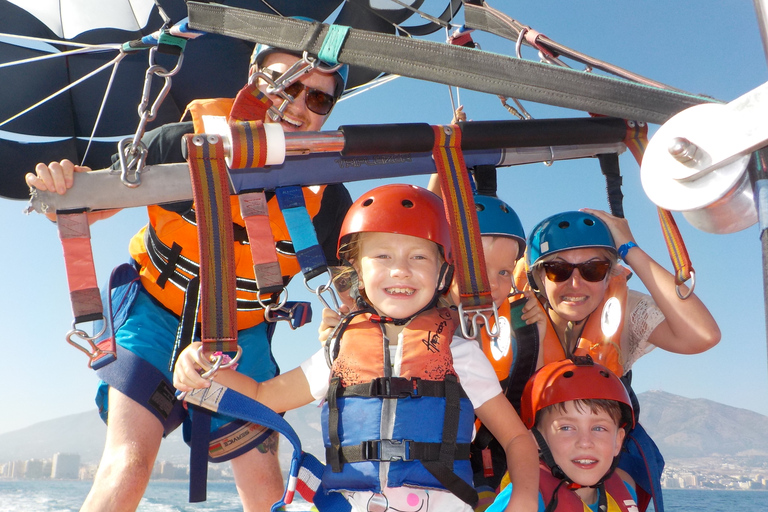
[318, 24, 350, 65]
[186, 2, 718, 124]
[275, 186, 328, 281]
[185, 134, 238, 353]
[238, 191, 285, 295]
[229, 83, 272, 124]
[432, 125, 493, 310]
[57, 211, 103, 323]
[229, 120, 268, 170]
[622, 121, 694, 286]
[181, 381, 353, 512]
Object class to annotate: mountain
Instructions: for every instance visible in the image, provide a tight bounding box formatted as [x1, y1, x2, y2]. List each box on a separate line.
[0, 404, 324, 468]
[637, 390, 768, 459]
[2, 391, 767, 467]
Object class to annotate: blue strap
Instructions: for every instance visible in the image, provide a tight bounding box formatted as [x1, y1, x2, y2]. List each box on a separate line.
[181, 383, 349, 512]
[189, 406, 212, 503]
[275, 186, 328, 280]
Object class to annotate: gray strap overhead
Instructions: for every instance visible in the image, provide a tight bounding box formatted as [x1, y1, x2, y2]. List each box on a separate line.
[186, 1, 718, 124]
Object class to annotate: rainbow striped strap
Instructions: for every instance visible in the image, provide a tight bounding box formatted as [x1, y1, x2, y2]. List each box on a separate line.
[229, 120, 268, 169]
[275, 186, 329, 281]
[622, 120, 694, 287]
[185, 134, 238, 353]
[432, 125, 493, 309]
[229, 83, 272, 123]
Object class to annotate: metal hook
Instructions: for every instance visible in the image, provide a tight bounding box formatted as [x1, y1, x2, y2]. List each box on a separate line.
[676, 270, 696, 300]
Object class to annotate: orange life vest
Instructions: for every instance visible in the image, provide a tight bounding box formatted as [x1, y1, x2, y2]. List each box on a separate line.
[539, 462, 638, 512]
[539, 268, 630, 376]
[511, 260, 631, 376]
[129, 97, 326, 329]
[331, 308, 459, 386]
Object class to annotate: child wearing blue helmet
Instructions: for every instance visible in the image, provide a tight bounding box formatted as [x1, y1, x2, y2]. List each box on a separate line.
[518, 208, 720, 511]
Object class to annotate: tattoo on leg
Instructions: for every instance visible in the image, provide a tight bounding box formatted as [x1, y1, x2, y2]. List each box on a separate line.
[256, 431, 280, 455]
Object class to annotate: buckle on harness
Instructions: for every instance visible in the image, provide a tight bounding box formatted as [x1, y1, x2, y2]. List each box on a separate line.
[370, 377, 419, 398]
[364, 439, 412, 462]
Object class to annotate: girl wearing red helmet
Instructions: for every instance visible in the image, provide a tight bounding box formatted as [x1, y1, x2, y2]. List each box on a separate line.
[174, 184, 539, 512]
[487, 357, 638, 512]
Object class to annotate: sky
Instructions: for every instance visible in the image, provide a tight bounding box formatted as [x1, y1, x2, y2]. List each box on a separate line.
[1, 0, 767, 436]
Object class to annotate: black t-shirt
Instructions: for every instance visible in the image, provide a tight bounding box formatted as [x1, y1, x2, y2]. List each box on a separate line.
[117, 122, 352, 266]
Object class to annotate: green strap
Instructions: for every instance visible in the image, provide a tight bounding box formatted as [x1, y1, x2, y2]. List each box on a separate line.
[318, 24, 350, 65]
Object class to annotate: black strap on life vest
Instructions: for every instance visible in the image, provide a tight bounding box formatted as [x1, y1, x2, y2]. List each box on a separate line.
[325, 374, 478, 506]
[338, 376, 469, 400]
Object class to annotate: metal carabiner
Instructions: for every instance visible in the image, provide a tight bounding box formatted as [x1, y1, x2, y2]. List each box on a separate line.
[65, 316, 109, 360]
[306, 270, 341, 314]
[197, 345, 243, 380]
[676, 270, 696, 300]
[457, 303, 501, 340]
[264, 302, 304, 330]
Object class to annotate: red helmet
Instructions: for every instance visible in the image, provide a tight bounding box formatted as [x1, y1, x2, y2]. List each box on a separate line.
[520, 357, 634, 430]
[338, 184, 452, 263]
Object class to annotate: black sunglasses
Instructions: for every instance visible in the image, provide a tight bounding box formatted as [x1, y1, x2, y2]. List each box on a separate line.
[264, 70, 337, 116]
[542, 260, 611, 283]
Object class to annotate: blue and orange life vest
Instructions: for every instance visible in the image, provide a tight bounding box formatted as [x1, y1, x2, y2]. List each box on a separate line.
[322, 308, 478, 505]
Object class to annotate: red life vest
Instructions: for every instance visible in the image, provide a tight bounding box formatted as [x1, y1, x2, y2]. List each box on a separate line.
[539, 463, 639, 512]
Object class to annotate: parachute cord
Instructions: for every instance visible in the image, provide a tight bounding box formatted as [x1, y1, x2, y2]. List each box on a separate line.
[0, 39, 119, 70]
[337, 74, 400, 102]
[0, 52, 124, 129]
[256, 0, 284, 16]
[82, 50, 128, 165]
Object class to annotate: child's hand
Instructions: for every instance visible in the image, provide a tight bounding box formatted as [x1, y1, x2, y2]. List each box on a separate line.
[520, 290, 547, 341]
[26, 159, 90, 196]
[318, 305, 350, 346]
[173, 342, 213, 392]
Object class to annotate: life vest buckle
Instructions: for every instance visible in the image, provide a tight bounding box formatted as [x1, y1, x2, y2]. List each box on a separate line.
[369, 377, 419, 398]
[364, 439, 413, 462]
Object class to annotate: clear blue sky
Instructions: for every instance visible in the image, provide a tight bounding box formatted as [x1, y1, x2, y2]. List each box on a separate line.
[1, 0, 766, 435]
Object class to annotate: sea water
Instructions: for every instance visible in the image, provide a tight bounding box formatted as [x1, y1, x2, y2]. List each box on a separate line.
[1, 481, 767, 511]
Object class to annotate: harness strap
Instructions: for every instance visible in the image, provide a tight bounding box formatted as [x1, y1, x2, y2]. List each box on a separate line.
[189, 404, 212, 503]
[327, 377, 343, 473]
[57, 210, 114, 368]
[58, 210, 103, 323]
[239, 191, 285, 295]
[169, 276, 200, 372]
[181, 380, 351, 512]
[185, 134, 238, 353]
[623, 120, 694, 288]
[187, 3, 718, 124]
[503, 297, 540, 413]
[276, 186, 329, 282]
[432, 124, 495, 337]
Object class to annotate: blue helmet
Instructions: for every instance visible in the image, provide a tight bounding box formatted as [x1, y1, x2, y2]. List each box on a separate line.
[250, 40, 349, 98]
[526, 211, 616, 267]
[474, 195, 526, 260]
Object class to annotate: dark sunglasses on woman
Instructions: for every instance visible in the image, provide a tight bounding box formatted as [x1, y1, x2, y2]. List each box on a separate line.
[263, 69, 337, 116]
[542, 260, 612, 283]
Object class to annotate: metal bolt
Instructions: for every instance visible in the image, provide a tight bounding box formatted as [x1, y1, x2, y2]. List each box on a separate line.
[668, 137, 700, 164]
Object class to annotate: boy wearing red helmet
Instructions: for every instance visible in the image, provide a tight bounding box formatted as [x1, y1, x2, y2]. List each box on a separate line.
[487, 357, 639, 512]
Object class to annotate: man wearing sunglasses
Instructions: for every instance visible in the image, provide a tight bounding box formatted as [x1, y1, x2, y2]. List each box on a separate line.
[26, 47, 352, 512]
[518, 208, 720, 512]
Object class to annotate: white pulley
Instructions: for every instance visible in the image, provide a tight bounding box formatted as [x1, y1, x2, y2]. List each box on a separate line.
[641, 102, 755, 234]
